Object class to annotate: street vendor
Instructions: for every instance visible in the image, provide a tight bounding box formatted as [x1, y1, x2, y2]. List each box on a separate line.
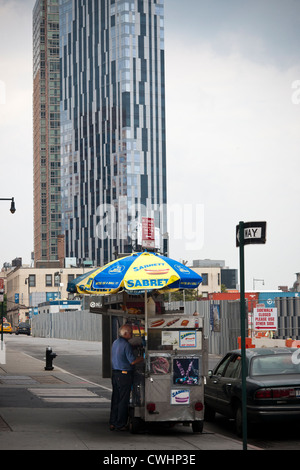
[109, 324, 143, 431]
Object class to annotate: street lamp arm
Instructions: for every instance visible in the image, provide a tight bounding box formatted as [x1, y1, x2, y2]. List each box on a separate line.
[0, 197, 16, 214]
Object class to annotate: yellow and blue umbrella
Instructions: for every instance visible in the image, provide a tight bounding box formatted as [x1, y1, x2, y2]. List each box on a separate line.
[67, 252, 202, 296]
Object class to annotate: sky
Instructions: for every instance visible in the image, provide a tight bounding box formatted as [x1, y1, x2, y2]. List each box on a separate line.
[0, 0, 300, 291]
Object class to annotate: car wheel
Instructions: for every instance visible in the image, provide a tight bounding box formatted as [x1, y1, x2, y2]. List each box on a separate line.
[128, 408, 143, 434]
[235, 403, 243, 437]
[129, 416, 142, 434]
[192, 420, 203, 433]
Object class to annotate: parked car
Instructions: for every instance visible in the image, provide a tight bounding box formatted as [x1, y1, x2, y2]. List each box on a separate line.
[204, 348, 300, 436]
[0, 321, 12, 334]
[15, 322, 31, 336]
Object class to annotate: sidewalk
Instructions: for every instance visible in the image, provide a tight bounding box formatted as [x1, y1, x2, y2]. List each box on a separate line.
[0, 339, 258, 451]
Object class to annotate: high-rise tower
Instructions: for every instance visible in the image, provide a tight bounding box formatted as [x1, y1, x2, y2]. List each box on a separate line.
[33, 0, 61, 265]
[60, 0, 167, 266]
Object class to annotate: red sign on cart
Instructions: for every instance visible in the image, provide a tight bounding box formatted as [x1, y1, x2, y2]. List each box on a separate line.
[142, 217, 155, 248]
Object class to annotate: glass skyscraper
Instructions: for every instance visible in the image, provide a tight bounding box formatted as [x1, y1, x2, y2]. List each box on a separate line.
[60, 0, 167, 266]
[33, 0, 61, 264]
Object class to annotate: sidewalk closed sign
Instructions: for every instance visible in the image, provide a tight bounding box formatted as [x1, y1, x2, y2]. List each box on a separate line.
[254, 307, 278, 331]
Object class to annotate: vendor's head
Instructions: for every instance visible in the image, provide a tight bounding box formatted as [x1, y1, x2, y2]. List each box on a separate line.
[119, 324, 133, 340]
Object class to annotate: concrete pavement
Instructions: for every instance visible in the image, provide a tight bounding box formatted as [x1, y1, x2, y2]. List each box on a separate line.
[0, 336, 259, 452]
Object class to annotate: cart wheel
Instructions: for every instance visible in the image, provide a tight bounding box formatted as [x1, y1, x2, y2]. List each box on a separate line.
[192, 421, 203, 433]
[128, 408, 143, 434]
[129, 416, 143, 434]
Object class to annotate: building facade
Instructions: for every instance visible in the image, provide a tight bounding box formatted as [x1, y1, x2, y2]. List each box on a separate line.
[191, 266, 221, 298]
[189, 260, 238, 297]
[59, 0, 167, 266]
[5, 266, 91, 326]
[33, 0, 61, 264]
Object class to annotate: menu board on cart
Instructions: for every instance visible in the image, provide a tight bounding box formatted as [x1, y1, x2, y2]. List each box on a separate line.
[179, 331, 197, 348]
[157, 328, 202, 350]
[149, 315, 202, 330]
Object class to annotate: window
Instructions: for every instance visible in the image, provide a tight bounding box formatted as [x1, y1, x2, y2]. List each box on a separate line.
[54, 272, 60, 286]
[214, 354, 231, 376]
[224, 355, 242, 379]
[201, 273, 208, 286]
[251, 354, 300, 376]
[45, 274, 52, 287]
[214, 354, 242, 379]
[28, 275, 36, 287]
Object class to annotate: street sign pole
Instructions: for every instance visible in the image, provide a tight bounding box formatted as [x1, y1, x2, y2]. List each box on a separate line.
[236, 220, 267, 451]
[238, 221, 248, 451]
[1, 301, 3, 346]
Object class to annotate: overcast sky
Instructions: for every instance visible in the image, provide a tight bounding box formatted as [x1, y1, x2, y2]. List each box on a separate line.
[0, 0, 300, 291]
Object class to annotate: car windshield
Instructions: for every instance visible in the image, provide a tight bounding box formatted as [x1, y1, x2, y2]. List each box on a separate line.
[251, 353, 300, 376]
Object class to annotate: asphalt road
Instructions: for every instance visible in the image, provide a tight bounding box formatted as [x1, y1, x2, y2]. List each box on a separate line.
[5, 335, 300, 450]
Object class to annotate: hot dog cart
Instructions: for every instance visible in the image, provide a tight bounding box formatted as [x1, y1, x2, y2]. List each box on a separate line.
[90, 292, 208, 434]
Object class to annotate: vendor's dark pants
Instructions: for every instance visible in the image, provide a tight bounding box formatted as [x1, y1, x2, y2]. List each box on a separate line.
[110, 370, 133, 429]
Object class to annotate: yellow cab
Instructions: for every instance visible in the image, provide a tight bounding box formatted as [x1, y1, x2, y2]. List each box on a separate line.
[0, 321, 13, 334]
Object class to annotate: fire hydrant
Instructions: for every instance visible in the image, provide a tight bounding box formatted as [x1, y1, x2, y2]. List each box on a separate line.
[44, 346, 57, 371]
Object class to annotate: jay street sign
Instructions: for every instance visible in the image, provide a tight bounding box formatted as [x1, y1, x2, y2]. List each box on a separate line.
[236, 221, 267, 247]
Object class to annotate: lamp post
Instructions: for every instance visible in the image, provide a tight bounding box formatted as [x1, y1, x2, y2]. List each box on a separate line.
[25, 277, 31, 315]
[1, 197, 16, 343]
[0, 197, 16, 214]
[1, 295, 3, 347]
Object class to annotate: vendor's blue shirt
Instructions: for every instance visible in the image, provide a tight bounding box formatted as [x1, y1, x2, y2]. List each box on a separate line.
[111, 337, 136, 371]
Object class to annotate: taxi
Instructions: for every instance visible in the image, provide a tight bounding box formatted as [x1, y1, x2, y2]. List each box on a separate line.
[0, 321, 13, 334]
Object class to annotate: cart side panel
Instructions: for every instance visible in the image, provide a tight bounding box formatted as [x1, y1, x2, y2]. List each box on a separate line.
[144, 374, 204, 422]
